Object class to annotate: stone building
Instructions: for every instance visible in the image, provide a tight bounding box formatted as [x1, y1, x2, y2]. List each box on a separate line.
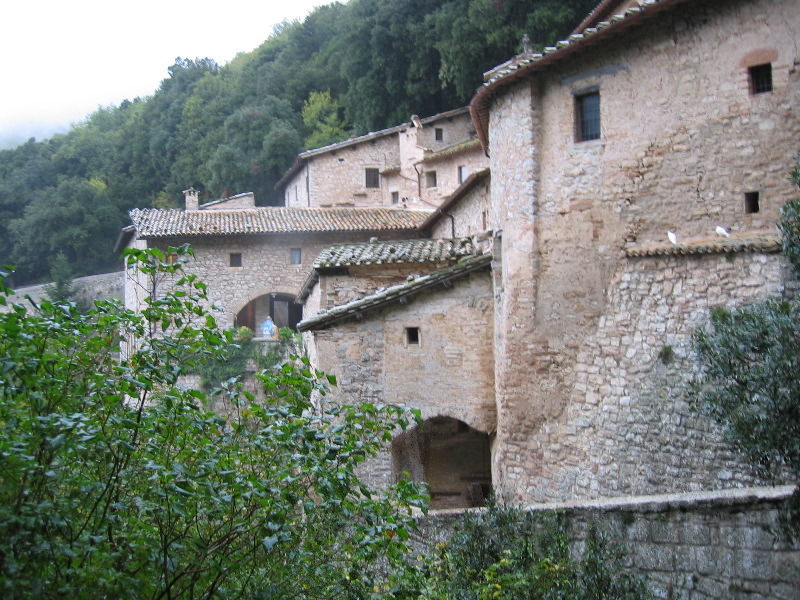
[115, 189, 432, 332]
[276, 107, 488, 211]
[117, 0, 799, 512]
[298, 0, 800, 507]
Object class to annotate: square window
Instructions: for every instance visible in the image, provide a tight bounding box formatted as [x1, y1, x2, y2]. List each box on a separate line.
[435, 127, 444, 142]
[749, 63, 772, 95]
[458, 165, 468, 184]
[365, 168, 380, 189]
[391, 191, 399, 205]
[406, 327, 420, 345]
[290, 248, 302, 265]
[744, 191, 760, 214]
[229, 253, 242, 267]
[576, 92, 601, 142]
[426, 171, 437, 188]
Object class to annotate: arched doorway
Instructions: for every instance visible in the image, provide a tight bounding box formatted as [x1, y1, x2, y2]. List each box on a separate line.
[392, 416, 492, 510]
[235, 293, 303, 333]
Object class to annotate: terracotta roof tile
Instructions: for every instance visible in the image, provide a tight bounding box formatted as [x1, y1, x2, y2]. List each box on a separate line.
[129, 207, 432, 238]
[314, 237, 477, 268]
[298, 253, 492, 331]
[625, 231, 781, 258]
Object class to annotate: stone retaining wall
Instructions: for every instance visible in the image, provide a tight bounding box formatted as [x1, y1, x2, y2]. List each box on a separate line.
[411, 486, 800, 600]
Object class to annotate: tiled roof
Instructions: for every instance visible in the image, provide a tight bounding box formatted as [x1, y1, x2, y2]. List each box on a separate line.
[128, 207, 432, 238]
[314, 237, 476, 269]
[625, 231, 781, 258]
[298, 253, 492, 331]
[471, 0, 687, 151]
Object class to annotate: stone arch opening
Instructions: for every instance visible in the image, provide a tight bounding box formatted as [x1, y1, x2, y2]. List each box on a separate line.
[234, 293, 303, 333]
[392, 416, 492, 510]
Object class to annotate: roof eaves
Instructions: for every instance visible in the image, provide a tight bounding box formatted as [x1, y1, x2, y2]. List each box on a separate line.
[625, 232, 781, 258]
[113, 225, 136, 255]
[298, 253, 492, 332]
[417, 138, 482, 165]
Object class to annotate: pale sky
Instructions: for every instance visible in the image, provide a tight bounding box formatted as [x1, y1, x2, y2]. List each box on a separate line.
[0, 0, 333, 148]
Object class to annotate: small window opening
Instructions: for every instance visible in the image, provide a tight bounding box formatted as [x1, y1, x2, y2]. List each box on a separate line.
[365, 168, 380, 189]
[576, 91, 601, 142]
[749, 63, 773, 95]
[435, 127, 444, 142]
[458, 165, 467, 184]
[229, 253, 242, 267]
[391, 191, 399, 205]
[406, 327, 420, 345]
[744, 191, 760, 214]
[426, 171, 437, 188]
[290, 248, 302, 265]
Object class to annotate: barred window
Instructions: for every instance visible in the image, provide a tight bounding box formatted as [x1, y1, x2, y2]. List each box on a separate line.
[576, 92, 600, 142]
[749, 63, 772, 94]
[365, 168, 380, 188]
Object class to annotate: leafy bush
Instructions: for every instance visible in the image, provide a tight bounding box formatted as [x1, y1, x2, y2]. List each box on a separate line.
[389, 502, 651, 600]
[0, 246, 428, 599]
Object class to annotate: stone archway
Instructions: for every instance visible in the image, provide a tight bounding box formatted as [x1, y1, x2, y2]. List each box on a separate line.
[392, 416, 492, 510]
[234, 293, 303, 333]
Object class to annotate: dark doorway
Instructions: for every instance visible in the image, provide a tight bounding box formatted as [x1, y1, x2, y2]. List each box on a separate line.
[392, 416, 492, 509]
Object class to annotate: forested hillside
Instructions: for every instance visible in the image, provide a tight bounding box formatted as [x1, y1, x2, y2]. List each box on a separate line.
[0, 0, 595, 285]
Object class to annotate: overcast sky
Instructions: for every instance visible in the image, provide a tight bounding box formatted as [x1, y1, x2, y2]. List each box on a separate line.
[1, 0, 333, 149]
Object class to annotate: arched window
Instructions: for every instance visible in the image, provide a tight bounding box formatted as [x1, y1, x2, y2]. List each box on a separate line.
[235, 293, 303, 334]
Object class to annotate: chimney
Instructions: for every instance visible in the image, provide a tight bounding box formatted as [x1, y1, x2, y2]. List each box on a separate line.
[184, 187, 199, 210]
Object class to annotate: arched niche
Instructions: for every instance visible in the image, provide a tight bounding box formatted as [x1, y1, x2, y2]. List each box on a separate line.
[392, 416, 492, 510]
[234, 292, 303, 333]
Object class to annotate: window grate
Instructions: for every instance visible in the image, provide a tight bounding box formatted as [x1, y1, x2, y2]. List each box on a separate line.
[576, 92, 601, 142]
[749, 63, 773, 95]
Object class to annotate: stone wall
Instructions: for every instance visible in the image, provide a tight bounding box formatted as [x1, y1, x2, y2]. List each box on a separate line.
[410, 486, 800, 600]
[418, 144, 489, 208]
[429, 176, 491, 239]
[126, 231, 413, 329]
[487, 0, 800, 503]
[286, 135, 400, 208]
[310, 268, 496, 489]
[4, 270, 123, 311]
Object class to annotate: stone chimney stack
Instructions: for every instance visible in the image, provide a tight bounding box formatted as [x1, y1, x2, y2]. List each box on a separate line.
[184, 187, 199, 211]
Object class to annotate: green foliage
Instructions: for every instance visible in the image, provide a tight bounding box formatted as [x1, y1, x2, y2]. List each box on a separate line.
[388, 503, 651, 599]
[0, 248, 428, 598]
[302, 90, 351, 149]
[43, 251, 78, 304]
[692, 155, 800, 533]
[0, 0, 595, 284]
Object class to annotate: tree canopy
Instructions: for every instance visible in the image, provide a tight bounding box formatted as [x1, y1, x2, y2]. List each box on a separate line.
[0, 0, 596, 285]
[0, 246, 428, 598]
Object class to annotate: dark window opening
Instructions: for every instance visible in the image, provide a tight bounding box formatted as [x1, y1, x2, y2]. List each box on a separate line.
[365, 168, 380, 189]
[426, 171, 437, 188]
[576, 91, 601, 142]
[290, 248, 302, 265]
[391, 191, 399, 205]
[392, 417, 492, 510]
[229, 253, 242, 267]
[406, 327, 419, 345]
[435, 127, 444, 142]
[749, 63, 773, 95]
[744, 191, 760, 214]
